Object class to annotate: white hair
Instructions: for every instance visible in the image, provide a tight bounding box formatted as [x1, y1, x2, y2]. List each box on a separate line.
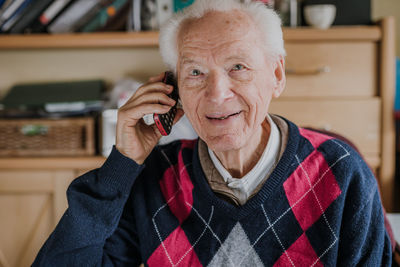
[159, 0, 286, 73]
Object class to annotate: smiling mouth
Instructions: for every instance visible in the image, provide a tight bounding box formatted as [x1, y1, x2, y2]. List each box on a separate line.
[206, 111, 242, 120]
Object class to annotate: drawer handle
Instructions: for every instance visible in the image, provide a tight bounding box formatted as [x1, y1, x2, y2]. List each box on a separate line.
[286, 66, 331, 75]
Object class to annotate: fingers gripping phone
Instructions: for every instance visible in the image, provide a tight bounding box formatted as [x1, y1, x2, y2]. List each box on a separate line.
[153, 71, 179, 136]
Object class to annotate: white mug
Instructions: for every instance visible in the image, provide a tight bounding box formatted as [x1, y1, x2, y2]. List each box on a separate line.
[304, 4, 336, 29]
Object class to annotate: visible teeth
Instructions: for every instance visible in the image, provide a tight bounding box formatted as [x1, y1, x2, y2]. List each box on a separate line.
[217, 115, 229, 120]
[211, 112, 240, 120]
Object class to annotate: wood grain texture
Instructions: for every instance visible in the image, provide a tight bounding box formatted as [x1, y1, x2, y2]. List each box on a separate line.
[0, 157, 105, 170]
[0, 32, 159, 49]
[284, 42, 377, 97]
[377, 17, 396, 211]
[270, 98, 381, 159]
[0, 26, 381, 50]
[0, 169, 95, 267]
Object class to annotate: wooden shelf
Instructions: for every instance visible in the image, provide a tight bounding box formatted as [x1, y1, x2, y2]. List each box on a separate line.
[0, 156, 106, 170]
[283, 25, 381, 41]
[0, 25, 381, 50]
[0, 31, 159, 49]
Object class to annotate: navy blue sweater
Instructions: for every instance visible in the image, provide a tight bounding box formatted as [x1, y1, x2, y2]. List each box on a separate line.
[33, 119, 392, 266]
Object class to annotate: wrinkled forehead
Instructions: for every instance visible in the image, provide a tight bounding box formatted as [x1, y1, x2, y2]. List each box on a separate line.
[177, 10, 260, 49]
[176, 10, 266, 65]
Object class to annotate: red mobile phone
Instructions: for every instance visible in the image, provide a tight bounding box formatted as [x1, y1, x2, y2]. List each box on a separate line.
[153, 71, 179, 136]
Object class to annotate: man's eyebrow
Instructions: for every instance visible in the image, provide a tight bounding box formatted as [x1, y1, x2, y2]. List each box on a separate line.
[225, 54, 249, 62]
[179, 57, 201, 66]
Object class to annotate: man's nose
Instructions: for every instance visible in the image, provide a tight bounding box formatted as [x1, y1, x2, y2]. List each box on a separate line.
[206, 71, 234, 104]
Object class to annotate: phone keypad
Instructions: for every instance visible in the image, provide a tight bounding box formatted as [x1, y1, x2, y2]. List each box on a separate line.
[153, 71, 179, 136]
[154, 106, 176, 135]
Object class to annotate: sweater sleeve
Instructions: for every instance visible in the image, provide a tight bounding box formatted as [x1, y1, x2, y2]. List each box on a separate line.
[336, 156, 392, 266]
[32, 146, 145, 266]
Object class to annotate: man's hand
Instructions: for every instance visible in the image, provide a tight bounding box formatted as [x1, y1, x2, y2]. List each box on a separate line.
[116, 73, 184, 164]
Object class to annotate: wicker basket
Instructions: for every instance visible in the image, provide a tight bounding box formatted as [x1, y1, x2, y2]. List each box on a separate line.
[0, 117, 95, 157]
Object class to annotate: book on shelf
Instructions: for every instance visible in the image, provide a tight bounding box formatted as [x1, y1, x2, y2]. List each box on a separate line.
[48, 0, 104, 33]
[40, 0, 72, 25]
[80, 0, 129, 32]
[132, 0, 141, 31]
[9, 0, 55, 34]
[0, 0, 34, 33]
[67, 2, 105, 33]
[99, 0, 130, 31]
[24, 0, 74, 33]
[0, 0, 10, 9]
[0, 0, 197, 34]
[0, 0, 26, 27]
[141, 0, 157, 30]
[126, 0, 140, 31]
[72, 0, 115, 32]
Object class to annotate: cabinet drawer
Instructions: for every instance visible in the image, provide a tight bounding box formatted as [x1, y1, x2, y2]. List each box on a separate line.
[269, 98, 381, 157]
[283, 42, 377, 97]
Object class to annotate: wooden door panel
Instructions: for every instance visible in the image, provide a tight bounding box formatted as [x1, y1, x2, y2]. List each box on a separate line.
[0, 170, 75, 267]
[0, 194, 52, 267]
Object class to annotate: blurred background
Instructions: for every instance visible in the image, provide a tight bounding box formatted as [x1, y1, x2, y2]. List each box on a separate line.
[0, 0, 399, 266]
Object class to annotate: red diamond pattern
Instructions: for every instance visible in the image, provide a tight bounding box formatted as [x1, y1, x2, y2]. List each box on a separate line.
[283, 150, 341, 231]
[299, 128, 333, 149]
[147, 226, 203, 267]
[159, 140, 196, 223]
[273, 233, 323, 267]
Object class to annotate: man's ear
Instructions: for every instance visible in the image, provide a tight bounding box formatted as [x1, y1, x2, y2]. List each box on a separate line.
[272, 56, 286, 98]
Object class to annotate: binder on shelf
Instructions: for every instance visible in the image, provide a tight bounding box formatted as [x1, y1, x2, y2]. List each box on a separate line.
[132, 0, 141, 31]
[0, 0, 8, 9]
[48, 0, 102, 33]
[0, 0, 34, 33]
[80, 0, 128, 32]
[141, 0, 158, 30]
[0, 0, 25, 26]
[9, 0, 55, 34]
[1, 80, 105, 117]
[39, 0, 73, 26]
[127, 0, 141, 31]
[68, 3, 106, 32]
[99, 0, 130, 31]
[70, 0, 119, 33]
[0, 0, 14, 11]
[22, 0, 75, 33]
[25, 0, 74, 33]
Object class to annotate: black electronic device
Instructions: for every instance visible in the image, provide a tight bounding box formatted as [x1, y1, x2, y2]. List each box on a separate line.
[153, 71, 179, 136]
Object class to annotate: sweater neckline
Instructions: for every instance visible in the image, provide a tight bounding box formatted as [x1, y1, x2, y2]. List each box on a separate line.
[191, 118, 301, 220]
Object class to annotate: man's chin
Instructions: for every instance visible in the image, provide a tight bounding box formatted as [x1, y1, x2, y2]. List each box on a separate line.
[203, 134, 245, 153]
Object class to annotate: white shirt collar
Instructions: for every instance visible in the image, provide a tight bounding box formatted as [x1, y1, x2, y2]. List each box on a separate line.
[208, 115, 281, 205]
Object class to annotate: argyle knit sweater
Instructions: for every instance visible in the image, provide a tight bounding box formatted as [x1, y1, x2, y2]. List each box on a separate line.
[33, 119, 392, 266]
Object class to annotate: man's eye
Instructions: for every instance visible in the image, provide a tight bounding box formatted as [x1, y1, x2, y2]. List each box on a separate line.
[232, 64, 245, 71]
[190, 69, 201, 76]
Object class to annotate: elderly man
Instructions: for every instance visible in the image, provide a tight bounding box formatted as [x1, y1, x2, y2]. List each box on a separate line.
[33, 0, 392, 266]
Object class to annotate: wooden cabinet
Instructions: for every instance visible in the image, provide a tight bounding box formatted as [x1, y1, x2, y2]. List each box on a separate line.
[283, 42, 377, 97]
[0, 158, 104, 267]
[270, 18, 396, 212]
[0, 17, 396, 267]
